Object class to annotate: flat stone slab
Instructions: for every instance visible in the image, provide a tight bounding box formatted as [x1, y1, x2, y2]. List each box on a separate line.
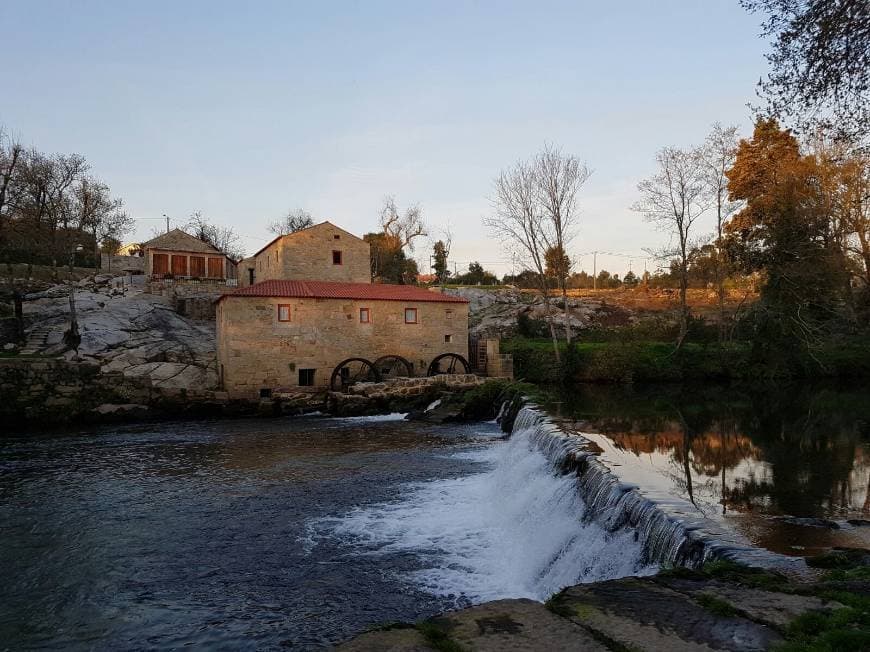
[336, 627, 434, 651]
[550, 578, 782, 651]
[430, 598, 608, 652]
[654, 576, 841, 629]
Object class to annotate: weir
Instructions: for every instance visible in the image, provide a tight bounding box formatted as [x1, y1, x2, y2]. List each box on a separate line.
[507, 405, 804, 572]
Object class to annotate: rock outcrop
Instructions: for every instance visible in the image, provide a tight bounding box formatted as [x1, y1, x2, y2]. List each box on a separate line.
[17, 277, 218, 390]
[444, 287, 635, 339]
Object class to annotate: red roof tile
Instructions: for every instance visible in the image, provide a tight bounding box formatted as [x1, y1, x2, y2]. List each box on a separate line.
[220, 279, 467, 304]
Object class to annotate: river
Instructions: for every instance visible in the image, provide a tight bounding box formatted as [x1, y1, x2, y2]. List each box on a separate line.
[2, 383, 868, 650]
[0, 413, 648, 650]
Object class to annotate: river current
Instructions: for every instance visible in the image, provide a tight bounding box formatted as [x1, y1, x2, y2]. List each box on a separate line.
[0, 413, 649, 650]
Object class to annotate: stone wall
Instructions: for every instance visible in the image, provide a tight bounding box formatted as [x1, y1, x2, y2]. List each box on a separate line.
[100, 254, 145, 273]
[254, 223, 371, 285]
[217, 295, 469, 397]
[0, 358, 236, 426]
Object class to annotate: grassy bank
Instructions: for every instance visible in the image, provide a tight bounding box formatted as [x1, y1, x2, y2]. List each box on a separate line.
[502, 337, 870, 383]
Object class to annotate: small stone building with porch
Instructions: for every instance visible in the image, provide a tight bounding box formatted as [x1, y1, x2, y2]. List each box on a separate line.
[143, 229, 237, 280]
[238, 221, 370, 287]
[216, 279, 469, 398]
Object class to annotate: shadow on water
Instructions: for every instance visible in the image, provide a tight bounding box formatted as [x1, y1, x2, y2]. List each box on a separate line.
[546, 381, 870, 556]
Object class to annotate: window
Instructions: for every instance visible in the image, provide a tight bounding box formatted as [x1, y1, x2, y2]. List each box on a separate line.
[359, 307, 370, 323]
[277, 304, 291, 322]
[259, 388, 272, 399]
[404, 308, 418, 324]
[444, 334, 453, 343]
[446, 310, 454, 320]
[298, 369, 315, 386]
[333, 234, 340, 240]
[332, 250, 342, 265]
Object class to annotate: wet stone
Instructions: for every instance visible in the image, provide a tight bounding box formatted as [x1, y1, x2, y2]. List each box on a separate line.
[551, 577, 782, 651]
[336, 627, 433, 651]
[654, 576, 841, 629]
[430, 599, 608, 652]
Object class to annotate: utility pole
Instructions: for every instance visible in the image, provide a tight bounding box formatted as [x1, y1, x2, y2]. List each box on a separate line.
[592, 251, 598, 290]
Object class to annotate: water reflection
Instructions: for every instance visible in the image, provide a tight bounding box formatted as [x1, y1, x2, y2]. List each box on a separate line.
[552, 383, 870, 556]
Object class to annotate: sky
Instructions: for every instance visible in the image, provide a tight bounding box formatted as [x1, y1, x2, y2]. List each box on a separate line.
[2, 1, 770, 277]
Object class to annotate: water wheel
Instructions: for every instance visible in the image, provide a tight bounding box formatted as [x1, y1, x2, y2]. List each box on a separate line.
[373, 355, 413, 380]
[426, 353, 470, 376]
[329, 357, 381, 392]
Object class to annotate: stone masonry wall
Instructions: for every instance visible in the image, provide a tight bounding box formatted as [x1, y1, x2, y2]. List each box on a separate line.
[100, 253, 145, 273]
[0, 358, 232, 426]
[254, 223, 371, 284]
[217, 295, 469, 397]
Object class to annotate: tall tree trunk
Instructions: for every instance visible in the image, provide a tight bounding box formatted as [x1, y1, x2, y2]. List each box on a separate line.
[675, 245, 689, 351]
[540, 284, 561, 363]
[716, 192, 727, 343]
[561, 285, 572, 344]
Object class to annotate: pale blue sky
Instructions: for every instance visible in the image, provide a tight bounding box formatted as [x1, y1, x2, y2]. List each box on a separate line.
[3, 1, 767, 276]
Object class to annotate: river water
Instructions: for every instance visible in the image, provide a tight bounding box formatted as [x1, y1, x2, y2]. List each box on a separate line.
[0, 413, 649, 651]
[3, 383, 867, 650]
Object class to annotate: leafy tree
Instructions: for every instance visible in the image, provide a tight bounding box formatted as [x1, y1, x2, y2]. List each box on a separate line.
[742, 0, 870, 143]
[725, 118, 848, 355]
[432, 239, 449, 283]
[623, 270, 639, 286]
[503, 269, 541, 288]
[364, 232, 418, 284]
[545, 245, 571, 282]
[269, 208, 314, 235]
[454, 261, 499, 285]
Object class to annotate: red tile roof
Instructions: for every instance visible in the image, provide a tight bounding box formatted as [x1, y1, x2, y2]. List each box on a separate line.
[220, 279, 468, 303]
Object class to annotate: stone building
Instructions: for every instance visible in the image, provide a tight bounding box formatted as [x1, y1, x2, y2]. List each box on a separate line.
[217, 278, 469, 397]
[238, 221, 370, 287]
[142, 229, 236, 280]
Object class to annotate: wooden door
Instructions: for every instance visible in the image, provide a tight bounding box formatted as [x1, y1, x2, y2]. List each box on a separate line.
[171, 255, 188, 276]
[190, 256, 205, 277]
[152, 253, 169, 276]
[207, 257, 223, 278]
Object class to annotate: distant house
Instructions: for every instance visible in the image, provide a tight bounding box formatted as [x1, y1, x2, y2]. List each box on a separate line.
[238, 221, 370, 287]
[142, 229, 237, 280]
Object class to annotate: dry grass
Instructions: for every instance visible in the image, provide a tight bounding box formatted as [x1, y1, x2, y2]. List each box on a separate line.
[563, 286, 758, 315]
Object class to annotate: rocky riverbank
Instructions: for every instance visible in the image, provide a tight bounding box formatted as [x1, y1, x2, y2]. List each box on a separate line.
[338, 552, 870, 651]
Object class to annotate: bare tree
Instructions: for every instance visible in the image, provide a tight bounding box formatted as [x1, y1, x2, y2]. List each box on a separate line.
[535, 143, 591, 343]
[742, 0, 870, 144]
[0, 128, 23, 261]
[700, 124, 741, 341]
[633, 147, 709, 350]
[185, 211, 245, 261]
[379, 196, 427, 251]
[268, 208, 314, 235]
[73, 177, 132, 276]
[485, 158, 561, 361]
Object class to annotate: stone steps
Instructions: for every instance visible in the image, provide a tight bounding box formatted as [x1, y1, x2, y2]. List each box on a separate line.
[18, 326, 55, 355]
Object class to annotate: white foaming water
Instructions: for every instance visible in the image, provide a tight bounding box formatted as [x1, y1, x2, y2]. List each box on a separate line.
[334, 412, 409, 422]
[320, 424, 655, 602]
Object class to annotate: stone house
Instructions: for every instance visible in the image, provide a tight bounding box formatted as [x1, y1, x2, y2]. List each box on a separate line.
[238, 221, 370, 287]
[143, 229, 237, 280]
[217, 279, 469, 397]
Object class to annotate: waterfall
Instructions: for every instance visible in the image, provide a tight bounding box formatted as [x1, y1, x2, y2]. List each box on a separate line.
[508, 406, 801, 571]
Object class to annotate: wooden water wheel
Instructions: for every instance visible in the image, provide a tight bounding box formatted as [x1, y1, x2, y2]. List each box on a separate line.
[426, 353, 470, 376]
[329, 357, 381, 392]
